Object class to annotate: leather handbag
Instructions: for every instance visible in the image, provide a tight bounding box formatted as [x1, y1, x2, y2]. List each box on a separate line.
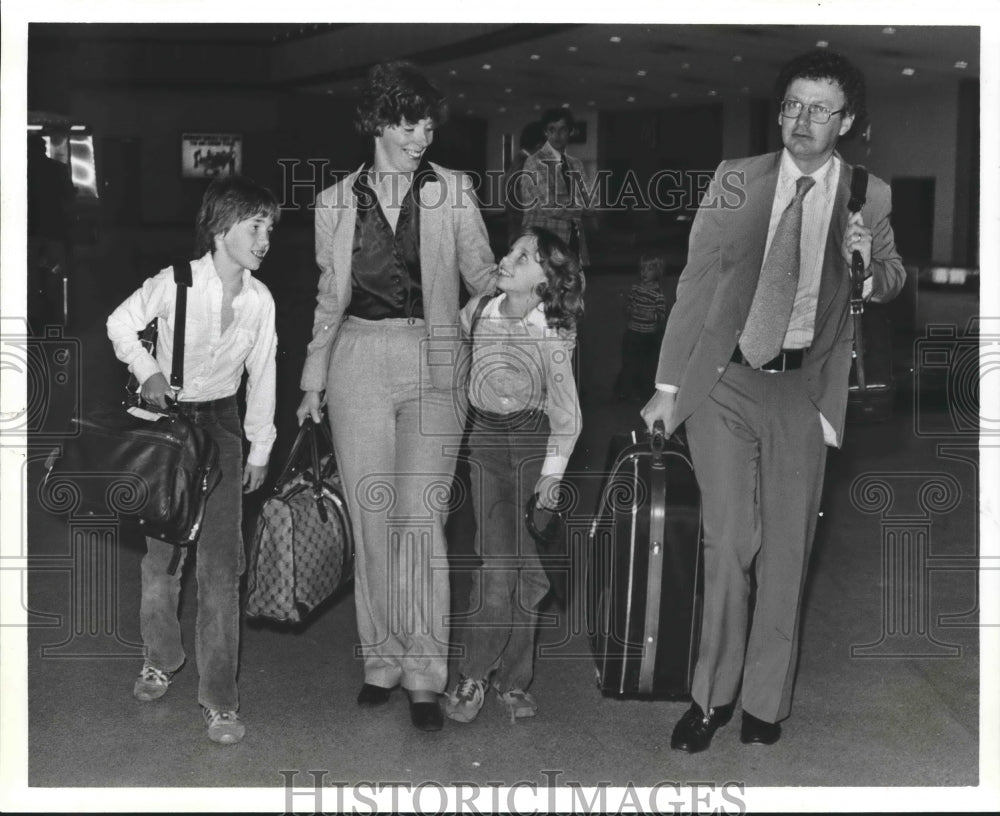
[524, 490, 570, 608]
[245, 417, 354, 624]
[41, 261, 221, 574]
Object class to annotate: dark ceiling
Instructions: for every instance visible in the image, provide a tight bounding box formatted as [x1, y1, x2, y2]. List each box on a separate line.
[31, 22, 979, 116]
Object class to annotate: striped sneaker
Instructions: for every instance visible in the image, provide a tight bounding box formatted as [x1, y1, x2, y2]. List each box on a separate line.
[445, 676, 486, 723]
[133, 662, 173, 702]
[202, 707, 245, 744]
[496, 686, 537, 723]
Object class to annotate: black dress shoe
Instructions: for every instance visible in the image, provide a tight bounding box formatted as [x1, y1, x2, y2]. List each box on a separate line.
[670, 702, 735, 753]
[409, 698, 444, 732]
[740, 711, 781, 745]
[356, 683, 393, 707]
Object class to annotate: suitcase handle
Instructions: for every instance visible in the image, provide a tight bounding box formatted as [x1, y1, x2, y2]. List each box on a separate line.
[650, 420, 666, 454]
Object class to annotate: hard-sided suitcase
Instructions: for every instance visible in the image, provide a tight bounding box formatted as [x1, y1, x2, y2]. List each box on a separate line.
[587, 424, 703, 699]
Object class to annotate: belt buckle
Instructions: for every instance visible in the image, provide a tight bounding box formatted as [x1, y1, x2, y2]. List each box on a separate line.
[773, 352, 787, 373]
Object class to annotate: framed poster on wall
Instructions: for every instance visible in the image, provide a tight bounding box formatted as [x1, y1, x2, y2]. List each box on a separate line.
[180, 133, 242, 178]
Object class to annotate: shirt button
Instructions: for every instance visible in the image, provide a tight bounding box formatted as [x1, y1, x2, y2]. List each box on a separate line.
[717, 366, 726, 374]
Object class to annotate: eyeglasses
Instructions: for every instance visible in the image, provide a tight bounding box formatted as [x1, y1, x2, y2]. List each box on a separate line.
[780, 99, 846, 124]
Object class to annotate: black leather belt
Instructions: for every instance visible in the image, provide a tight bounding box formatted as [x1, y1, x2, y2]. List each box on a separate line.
[470, 405, 545, 432]
[730, 347, 806, 372]
[174, 395, 237, 412]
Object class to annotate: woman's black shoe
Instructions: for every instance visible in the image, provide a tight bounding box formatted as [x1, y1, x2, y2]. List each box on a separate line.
[409, 699, 444, 732]
[356, 683, 393, 707]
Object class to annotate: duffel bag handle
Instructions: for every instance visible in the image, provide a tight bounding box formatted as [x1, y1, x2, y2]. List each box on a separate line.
[274, 418, 315, 489]
[274, 415, 336, 488]
[275, 416, 339, 524]
[305, 419, 330, 524]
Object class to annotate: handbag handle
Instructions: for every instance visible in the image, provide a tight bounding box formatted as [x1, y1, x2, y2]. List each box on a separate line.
[524, 491, 563, 549]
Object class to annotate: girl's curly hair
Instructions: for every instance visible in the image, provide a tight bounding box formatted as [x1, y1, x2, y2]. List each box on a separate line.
[524, 227, 585, 332]
[355, 61, 449, 136]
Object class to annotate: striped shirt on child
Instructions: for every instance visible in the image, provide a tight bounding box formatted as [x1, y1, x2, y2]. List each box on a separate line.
[626, 283, 666, 334]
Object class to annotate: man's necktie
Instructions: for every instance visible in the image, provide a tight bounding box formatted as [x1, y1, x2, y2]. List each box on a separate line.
[738, 175, 816, 368]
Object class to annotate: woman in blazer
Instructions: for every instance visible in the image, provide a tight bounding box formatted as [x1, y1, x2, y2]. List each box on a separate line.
[297, 61, 496, 732]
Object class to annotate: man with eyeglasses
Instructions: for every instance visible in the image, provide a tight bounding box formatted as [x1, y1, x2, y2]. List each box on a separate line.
[642, 49, 904, 752]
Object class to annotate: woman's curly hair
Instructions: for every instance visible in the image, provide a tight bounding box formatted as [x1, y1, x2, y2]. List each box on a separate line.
[524, 227, 585, 332]
[355, 60, 449, 136]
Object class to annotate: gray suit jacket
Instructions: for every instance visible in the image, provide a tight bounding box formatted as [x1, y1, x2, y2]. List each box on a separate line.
[656, 151, 905, 447]
[301, 162, 497, 392]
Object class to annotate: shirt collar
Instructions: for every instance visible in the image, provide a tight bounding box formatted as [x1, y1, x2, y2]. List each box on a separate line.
[353, 158, 439, 207]
[492, 294, 549, 328]
[778, 148, 838, 197]
[200, 251, 252, 292]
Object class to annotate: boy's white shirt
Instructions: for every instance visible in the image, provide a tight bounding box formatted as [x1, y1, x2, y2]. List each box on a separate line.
[106, 252, 278, 467]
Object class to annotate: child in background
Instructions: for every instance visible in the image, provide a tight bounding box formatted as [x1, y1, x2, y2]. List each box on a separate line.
[107, 176, 279, 745]
[615, 253, 667, 402]
[446, 227, 584, 724]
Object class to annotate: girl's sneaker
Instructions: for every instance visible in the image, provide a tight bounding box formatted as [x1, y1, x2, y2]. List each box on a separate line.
[202, 707, 245, 744]
[445, 676, 486, 723]
[495, 686, 537, 723]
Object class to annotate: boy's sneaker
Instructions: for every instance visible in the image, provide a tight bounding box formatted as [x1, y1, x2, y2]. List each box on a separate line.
[445, 676, 486, 723]
[202, 707, 245, 744]
[496, 687, 538, 723]
[133, 662, 173, 702]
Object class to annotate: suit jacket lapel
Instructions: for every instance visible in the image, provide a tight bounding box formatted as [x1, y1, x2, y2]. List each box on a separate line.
[728, 152, 781, 320]
[815, 158, 851, 327]
[334, 169, 361, 297]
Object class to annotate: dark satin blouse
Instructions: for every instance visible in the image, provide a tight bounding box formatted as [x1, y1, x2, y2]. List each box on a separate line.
[346, 162, 436, 321]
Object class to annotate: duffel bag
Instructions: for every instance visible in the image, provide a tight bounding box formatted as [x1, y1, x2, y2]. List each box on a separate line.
[245, 416, 354, 623]
[42, 405, 220, 551]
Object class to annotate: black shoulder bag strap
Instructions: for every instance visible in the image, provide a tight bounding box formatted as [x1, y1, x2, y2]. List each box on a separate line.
[165, 259, 193, 576]
[170, 259, 193, 389]
[124, 259, 193, 407]
[847, 166, 869, 391]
